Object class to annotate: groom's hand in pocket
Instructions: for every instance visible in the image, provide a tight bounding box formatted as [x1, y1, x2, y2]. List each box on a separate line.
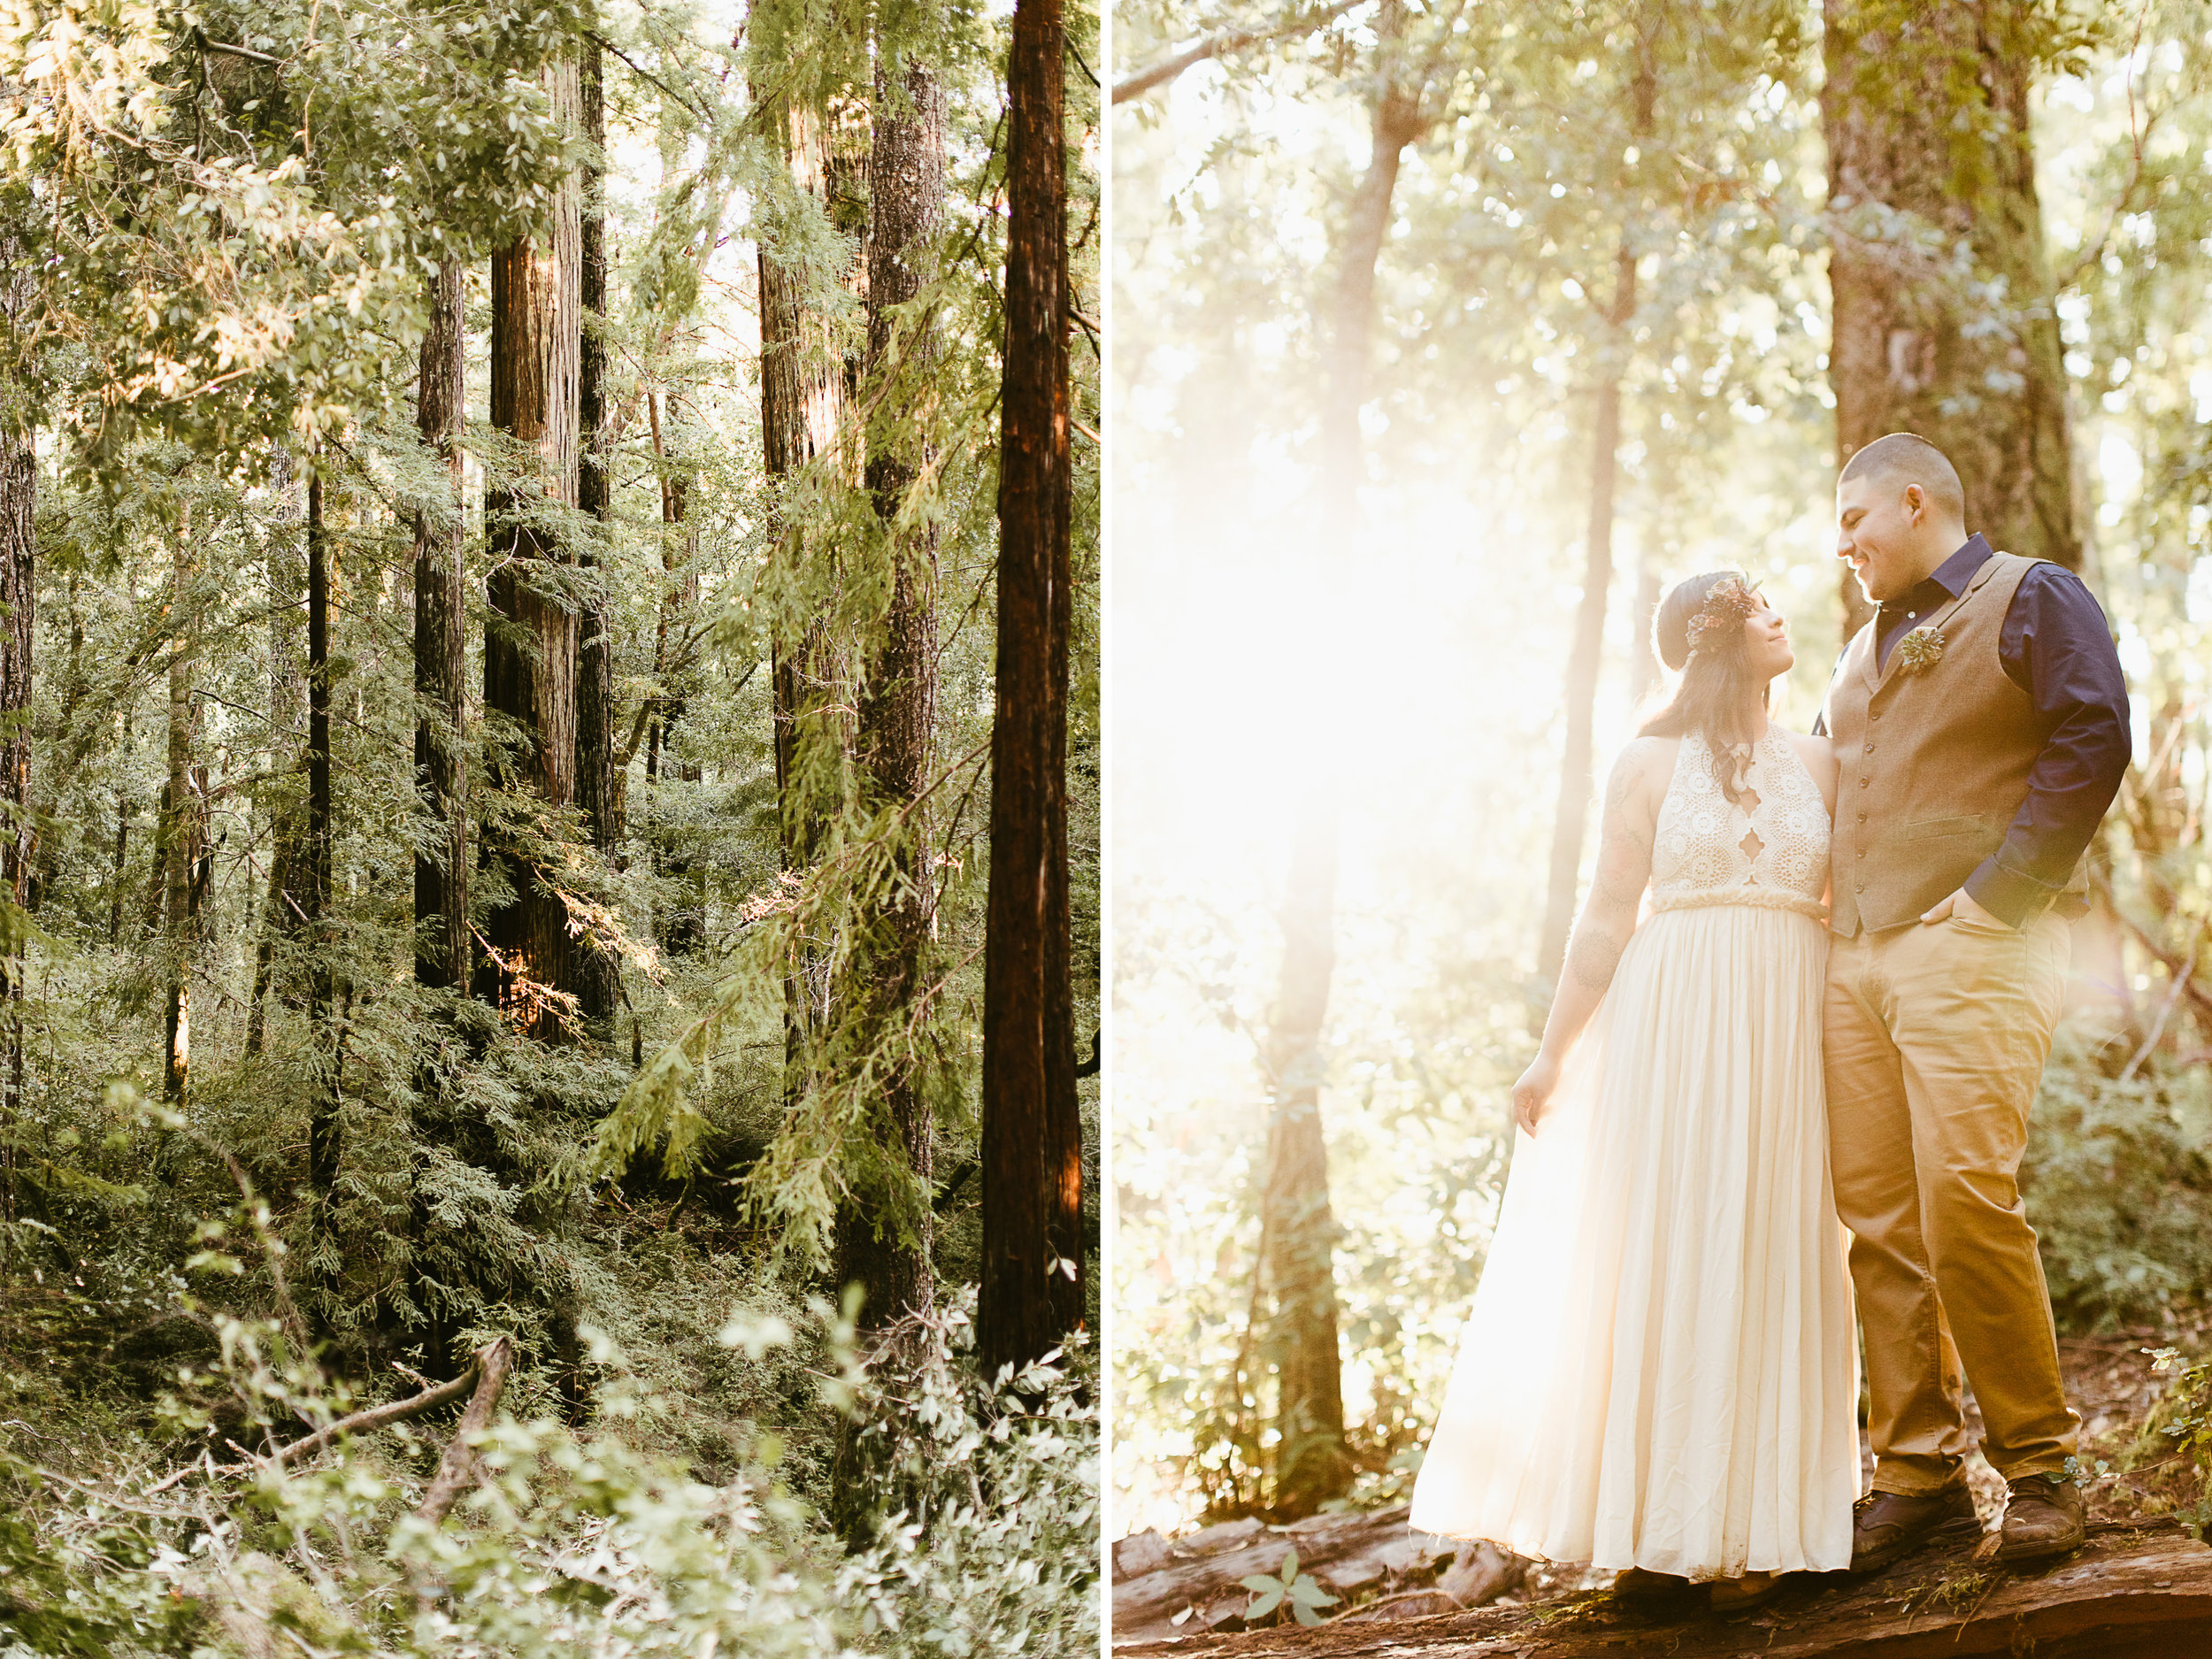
[1919, 886, 2007, 929]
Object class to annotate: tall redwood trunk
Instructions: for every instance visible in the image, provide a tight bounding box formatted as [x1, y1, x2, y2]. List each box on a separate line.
[0, 331, 29, 1225]
[414, 263, 469, 992]
[644, 396, 704, 957]
[305, 471, 338, 1202]
[1824, 0, 2079, 644]
[160, 506, 197, 1113]
[833, 53, 948, 1336]
[248, 447, 306, 1055]
[479, 58, 584, 1038]
[575, 40, 622, 1025]
[979, 0, 1081, 1380]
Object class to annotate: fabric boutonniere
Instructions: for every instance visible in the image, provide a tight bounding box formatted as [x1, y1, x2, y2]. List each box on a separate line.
[1892, 626, 1946, 674]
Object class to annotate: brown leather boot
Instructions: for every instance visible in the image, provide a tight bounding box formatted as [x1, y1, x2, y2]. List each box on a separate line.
[1610, 1567, 1690, 1604]
[1994, 1474, 2086, 1563]
[1707, 1570, 1782, 1613]
[1849, 1485, 1979, 1573]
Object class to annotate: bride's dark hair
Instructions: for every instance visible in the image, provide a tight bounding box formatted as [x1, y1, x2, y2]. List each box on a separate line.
[1639, 569, 1770, 801]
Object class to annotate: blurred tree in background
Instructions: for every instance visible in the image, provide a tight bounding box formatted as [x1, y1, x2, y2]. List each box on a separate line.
[1113, 0, 2212, 1534]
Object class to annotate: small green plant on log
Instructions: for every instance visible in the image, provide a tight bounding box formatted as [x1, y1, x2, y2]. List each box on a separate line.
[1240, 1548, 1339, 1626]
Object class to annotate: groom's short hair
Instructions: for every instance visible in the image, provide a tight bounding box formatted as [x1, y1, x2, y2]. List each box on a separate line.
[1839, 433, 1967, 523]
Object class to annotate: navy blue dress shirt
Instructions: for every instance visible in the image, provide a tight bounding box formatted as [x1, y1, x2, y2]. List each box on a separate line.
[1815, 534, 2131, 927]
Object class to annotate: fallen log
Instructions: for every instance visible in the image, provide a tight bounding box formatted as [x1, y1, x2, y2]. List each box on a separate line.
[1115, 1520, 2212, 1658]
[412, 1336, 515, 1525]
[270, 1347, 498, 1468]
[1114, 1505, 1482, 1641]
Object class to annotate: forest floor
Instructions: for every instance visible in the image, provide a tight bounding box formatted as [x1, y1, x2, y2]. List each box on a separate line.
[1114, 1317, 2212, 1656]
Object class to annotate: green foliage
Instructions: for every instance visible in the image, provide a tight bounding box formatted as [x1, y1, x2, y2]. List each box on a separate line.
[835, 1291, 1101, 1655]
[2145, 1347, 2212, 1538]
[0, 1279, 1098, 1658]
[1239, 1548, 1338, 1627]
[2022, 1032, 2212, 1332]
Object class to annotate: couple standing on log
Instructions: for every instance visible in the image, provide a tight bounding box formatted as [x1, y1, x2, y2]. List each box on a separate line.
[1407, 434, 2132, 1611]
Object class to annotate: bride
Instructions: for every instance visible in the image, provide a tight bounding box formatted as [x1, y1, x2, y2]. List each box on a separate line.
[1408, 572, 1858, 1610]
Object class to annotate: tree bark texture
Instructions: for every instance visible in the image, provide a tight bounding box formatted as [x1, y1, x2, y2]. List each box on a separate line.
[0, 319, 30, 1224]
[1824, 0, 2080, 642]
[575, 40, 621, 1026]
[1258, 802, 1350, 1517]
[480, 57, 584, 1040]
[979, 0, 1082, 1381]
[414, 261, 470, 994]
[833, 52, 948, 1336]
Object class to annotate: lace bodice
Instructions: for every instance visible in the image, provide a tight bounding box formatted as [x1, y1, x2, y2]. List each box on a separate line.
[1647, 727, 1830, 921]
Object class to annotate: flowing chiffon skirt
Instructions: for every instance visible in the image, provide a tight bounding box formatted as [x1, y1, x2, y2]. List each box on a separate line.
[1408, 903, 1857, 1578]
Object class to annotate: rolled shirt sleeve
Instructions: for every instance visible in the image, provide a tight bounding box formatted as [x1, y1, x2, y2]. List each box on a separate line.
[1962, 565, 2131, 926]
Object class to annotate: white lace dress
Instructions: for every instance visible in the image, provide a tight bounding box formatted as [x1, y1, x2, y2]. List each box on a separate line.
[1409, 727, 1857, 1579]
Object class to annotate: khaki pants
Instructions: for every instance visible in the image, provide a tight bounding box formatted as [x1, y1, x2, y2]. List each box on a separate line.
[1824, 909, 2078, 1494]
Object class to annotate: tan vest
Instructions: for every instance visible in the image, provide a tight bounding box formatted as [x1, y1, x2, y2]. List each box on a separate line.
[1824, 549, 2087, 936]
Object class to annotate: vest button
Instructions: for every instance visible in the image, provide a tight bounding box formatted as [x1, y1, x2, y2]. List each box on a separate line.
[1860, 778, 1870, 788]
[1855, 812, 1866, 824]
[1863, 742, 1875, 754]
[1854, 881, 1864, 893]
[1855, 849, 1865, 859]
[1870, 712, 1881, 722]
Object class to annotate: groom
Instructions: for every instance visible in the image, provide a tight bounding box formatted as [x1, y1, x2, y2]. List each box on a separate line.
[1818, 433, 2130, 1570]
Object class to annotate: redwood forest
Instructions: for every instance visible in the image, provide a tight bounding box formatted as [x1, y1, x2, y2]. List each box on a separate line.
[0, 0, 1100, 1650]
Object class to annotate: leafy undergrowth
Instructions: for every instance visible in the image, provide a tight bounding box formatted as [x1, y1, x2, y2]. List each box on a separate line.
[0, 1225, 1099, 1659]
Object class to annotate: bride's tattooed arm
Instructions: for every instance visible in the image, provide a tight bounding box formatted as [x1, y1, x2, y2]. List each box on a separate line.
[1509, 740, 1663, 1133]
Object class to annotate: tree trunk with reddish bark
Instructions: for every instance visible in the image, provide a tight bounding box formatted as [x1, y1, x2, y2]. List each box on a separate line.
[978, 0, 1082, 1381]
[575, 39, 622, 1026]
[478, 58, 584, 1041]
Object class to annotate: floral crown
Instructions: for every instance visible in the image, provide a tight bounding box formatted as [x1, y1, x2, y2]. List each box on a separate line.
[1684, 574, 1762, 657]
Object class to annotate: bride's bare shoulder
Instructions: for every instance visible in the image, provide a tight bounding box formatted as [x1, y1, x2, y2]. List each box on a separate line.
[1610, 734, 1680, 799]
